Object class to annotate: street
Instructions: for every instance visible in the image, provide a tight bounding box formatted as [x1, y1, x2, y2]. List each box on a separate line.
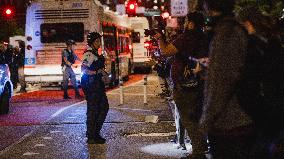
[0, 73, 190, 159]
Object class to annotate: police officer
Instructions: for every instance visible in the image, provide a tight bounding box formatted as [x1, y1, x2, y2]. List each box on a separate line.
[61, 39, 82, 99]
[81, 32, 109, 144]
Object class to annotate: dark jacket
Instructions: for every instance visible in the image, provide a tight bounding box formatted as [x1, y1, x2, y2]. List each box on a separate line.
[200, 16, 253, 134]
[171, 29, 208, 85]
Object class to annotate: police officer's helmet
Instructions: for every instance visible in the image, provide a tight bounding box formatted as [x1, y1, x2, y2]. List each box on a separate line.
[66, 39, 76, 45]
[87, 32, 101, 46]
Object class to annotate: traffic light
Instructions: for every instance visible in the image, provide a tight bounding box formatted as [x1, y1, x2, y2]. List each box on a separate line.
[2, 6, 15, 18]
[126, 0, 137, 17]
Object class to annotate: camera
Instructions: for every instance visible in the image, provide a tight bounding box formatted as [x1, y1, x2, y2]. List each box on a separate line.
[144, 29, 158, 37]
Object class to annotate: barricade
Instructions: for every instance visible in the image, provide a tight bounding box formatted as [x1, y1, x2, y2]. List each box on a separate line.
[116, 75, 148, 106]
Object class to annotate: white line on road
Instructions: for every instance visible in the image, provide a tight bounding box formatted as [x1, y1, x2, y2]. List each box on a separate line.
[50, 100, 86, 118]
[54, 125, 64, 128]
[126, 132, 176, 137]
[23, 152, 40, 156]
[50, 131, 63, 134]
[112, 107, 153, 112]
[42, 137, 53, 140]
[34, 144, 46, 147]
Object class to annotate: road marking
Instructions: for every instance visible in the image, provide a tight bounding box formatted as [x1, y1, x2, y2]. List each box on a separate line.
[145, 115, 159, 123]
[34, 144, 46, 147]
[67, 116, 77, 119]
[54, 125, 64, 128]
[50, 100, 86, 118]
[23, 152, 40, 156]
[112, 107, 153, 112]
[126, 132, 176, 137]
[50, 131, 63, 134]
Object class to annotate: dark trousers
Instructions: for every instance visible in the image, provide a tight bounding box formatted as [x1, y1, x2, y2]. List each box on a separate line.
[81, 75, 109, 139]
[18, 66, 26, 90]
[62, 66, 79, 96]
[250, 130, 284, 159]
[169, 99, 186, 145]
[9, 64, 18, 89]
[173, 84, 207, 154]
[209, 127, 256, 159]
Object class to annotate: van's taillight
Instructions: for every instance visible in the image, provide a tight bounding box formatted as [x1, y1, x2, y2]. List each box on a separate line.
[27, 45, 32, 50]
[27, 36, 32, 41]
[129, 44, 132, 50]
[144, 41, 151, 48]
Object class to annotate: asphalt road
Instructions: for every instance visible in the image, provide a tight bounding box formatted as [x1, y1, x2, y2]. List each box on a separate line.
[0, 74, 191, 159]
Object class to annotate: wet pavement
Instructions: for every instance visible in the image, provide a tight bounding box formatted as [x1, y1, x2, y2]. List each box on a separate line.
[0, 74, 191, 159]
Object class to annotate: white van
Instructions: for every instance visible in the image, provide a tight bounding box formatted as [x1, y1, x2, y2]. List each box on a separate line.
[129, 17, 152, 72]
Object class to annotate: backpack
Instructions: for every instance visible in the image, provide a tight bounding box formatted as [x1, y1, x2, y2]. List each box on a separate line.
[236, 35, 284, 132]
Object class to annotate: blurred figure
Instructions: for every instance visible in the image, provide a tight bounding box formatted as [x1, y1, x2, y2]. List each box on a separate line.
[200, 0, 255, 159]
[61, 39, 82, 99]
[238, 7, 284, 159]
[13, 41, 26, 93]
[11, 46, 19, 89]
[0, 44, 6, 63]
[2, 44, 17, 89]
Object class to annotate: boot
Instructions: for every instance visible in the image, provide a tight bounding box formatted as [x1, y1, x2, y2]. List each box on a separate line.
[94, 135, 106, 144]
[18, 88, 27, 93]
[87, 135, 106, 144]
[63, 90, 71, 99]
[75, 90, 83, 99]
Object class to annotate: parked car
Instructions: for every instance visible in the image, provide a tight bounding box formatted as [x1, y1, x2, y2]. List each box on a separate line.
[0, 55, 13, 114]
